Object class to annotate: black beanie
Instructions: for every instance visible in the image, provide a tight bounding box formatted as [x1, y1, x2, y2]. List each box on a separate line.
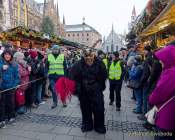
[144, 45, 151, 52]
[113, 51, 119, 58]
[97, 50, 104, 56]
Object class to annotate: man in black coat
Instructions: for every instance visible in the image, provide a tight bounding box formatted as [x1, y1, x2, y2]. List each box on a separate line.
[138, 46, 153, 119]
[70, 49, 107, 134]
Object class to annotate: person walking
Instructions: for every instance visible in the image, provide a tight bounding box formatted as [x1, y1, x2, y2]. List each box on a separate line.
[109, 51, 124, 111]
[70, 49, 107, 134]
[47, 45, 67, 109]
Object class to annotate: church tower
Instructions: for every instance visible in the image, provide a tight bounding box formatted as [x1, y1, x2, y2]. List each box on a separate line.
[131, 5, 136, 23]
[43, 0, 64, 36]
[128, 5, 137, 31]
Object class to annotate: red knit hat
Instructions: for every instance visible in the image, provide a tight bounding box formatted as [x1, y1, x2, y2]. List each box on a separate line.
[29, 50, 38, 59]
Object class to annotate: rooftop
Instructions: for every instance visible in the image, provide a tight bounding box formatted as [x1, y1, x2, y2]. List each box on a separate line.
[65, 23, 101, 36]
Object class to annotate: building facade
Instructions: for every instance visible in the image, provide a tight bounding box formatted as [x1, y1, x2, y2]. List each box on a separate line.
[11, 0, 42, 31]
[65, 22, 102, 48]
[39, 0, 65, 36]
[0, 0, 11, 31]
[102, 26, 124, 53]
[0, 0, 65, 36]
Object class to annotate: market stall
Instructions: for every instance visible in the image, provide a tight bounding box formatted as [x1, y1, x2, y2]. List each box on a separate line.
[0, 26, 85, 50]
[132, 0, 175, 48]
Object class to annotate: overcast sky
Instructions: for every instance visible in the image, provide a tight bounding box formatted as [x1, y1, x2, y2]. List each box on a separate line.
[36, 0, 149, 36]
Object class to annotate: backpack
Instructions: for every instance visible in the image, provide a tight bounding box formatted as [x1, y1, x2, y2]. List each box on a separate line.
[15, 89, 25, 107]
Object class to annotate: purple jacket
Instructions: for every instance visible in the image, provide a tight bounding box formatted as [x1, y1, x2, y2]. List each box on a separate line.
[149, 45, 175, 131]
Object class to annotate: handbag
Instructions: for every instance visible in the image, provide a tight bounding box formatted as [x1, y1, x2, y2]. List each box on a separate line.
[145, 95, 175, 125]
[145, 106, 158, 125]
[127, 79, 140, 89]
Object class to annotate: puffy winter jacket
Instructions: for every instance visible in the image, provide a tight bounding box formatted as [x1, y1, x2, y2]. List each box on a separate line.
[0, 59, 20, 90]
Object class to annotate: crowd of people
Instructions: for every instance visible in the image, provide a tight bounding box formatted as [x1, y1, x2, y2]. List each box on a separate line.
[0, 41, 175, 139]
[0, 44, 80, 128]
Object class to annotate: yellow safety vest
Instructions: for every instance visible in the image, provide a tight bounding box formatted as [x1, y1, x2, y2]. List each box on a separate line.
[109, 61, 122, 80]
[48, 54, 64, 75]
[103, 58, 108, 69]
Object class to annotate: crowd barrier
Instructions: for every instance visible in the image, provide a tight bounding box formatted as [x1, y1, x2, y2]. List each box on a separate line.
[0, 78, 44, 94]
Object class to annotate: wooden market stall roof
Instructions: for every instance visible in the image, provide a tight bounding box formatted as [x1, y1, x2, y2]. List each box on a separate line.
[140, 0, 175, 37]
[0, 26, 86, 49]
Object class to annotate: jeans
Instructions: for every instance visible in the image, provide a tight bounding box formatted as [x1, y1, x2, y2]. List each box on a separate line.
[49, 78, 58, 104]
[36, 81, 43, 104]
[143, 86, 149, 114]
[134, 88, 143, 112]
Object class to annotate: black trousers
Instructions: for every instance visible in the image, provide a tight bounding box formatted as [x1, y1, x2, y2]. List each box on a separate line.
[109, 80, 122, 108]
[79, 88, 105, 129]
[0, 90, 16, 121]
[25, 82, 36, 106]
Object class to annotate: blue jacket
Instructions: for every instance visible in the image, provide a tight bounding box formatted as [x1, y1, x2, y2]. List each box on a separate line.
[129, 63, 143, 81]
[0, 59, 20, 90]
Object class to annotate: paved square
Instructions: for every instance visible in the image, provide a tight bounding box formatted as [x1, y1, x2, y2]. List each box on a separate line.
[0, 83, 154, 140]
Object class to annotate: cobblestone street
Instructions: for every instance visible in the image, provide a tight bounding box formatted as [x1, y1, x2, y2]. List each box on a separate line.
[0, 83, 154, 140]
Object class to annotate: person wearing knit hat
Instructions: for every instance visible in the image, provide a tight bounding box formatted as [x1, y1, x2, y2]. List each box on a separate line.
[134, 55, 142, 62]
[108, 51, 124, 112]
[14, 52, 25, 60]
[144, 45, 151, 52]
[14, 52, 31, 113]
[29, 50, 38, 59]
[26, 50, 40, 108]
[47, 44, 67, 109]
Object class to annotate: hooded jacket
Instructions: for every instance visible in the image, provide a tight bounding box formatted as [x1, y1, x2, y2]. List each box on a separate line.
[0, 49, 19, 90]
[149, 45, 175, 131]
[129, 59, 143, 82]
